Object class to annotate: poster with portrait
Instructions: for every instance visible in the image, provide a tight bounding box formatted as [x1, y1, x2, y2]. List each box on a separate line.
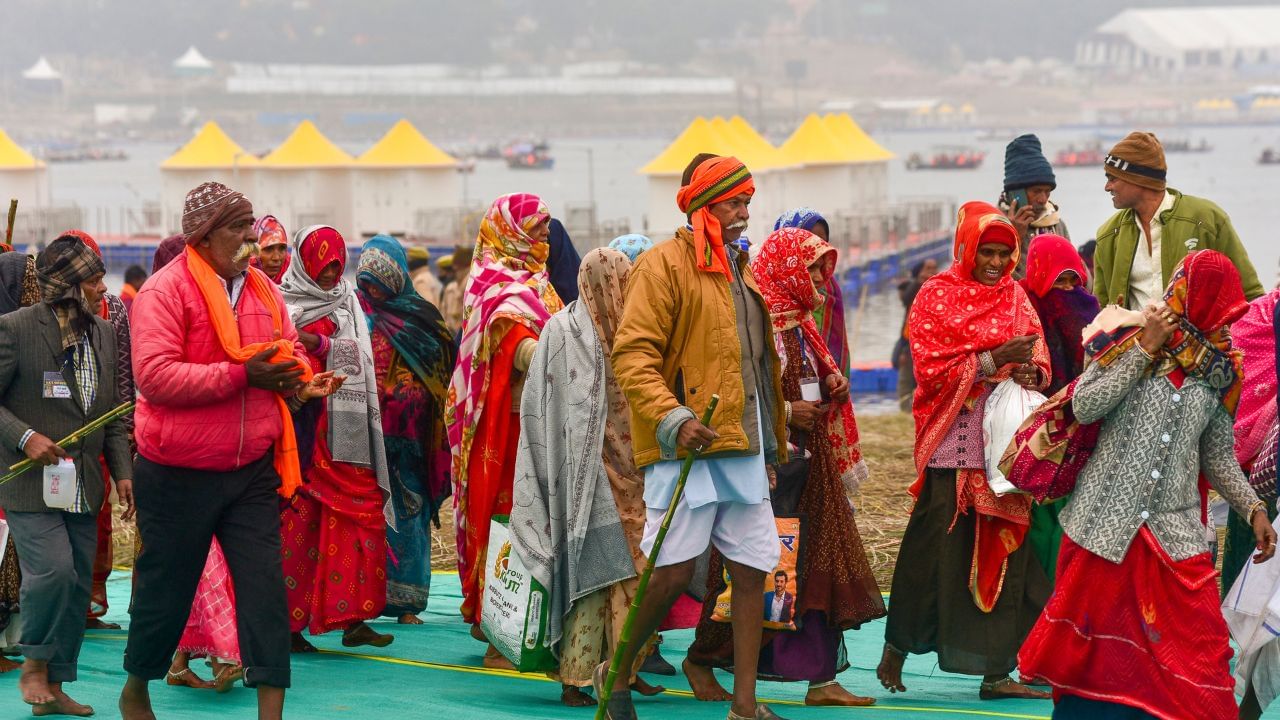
[710, 514, 805, 631]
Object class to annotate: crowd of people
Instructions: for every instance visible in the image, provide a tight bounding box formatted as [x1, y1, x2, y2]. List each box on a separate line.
[0, 130, 1277, 720]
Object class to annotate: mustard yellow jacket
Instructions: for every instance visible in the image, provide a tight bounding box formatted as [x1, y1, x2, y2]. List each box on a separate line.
[611, 228, 788, 469]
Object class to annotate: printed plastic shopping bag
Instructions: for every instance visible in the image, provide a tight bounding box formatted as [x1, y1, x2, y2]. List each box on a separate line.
[479, 516, 557, 672]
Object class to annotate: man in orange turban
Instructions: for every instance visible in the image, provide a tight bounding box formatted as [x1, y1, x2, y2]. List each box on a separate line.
[606, 155, 819, 720]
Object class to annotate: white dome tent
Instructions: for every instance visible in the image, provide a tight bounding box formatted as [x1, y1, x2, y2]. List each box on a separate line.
[173, 46, 215, 76]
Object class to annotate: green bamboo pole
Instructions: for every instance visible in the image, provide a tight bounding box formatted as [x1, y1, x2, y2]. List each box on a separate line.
[0, 401, 134, 485]
[595, 394, 719, 719]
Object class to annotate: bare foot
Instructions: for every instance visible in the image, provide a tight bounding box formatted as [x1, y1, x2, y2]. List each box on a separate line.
[342, 621, 394, 648]
[561, 685, 597, 707]
[397, 614, 424, 625]
[876, 645, 907, 693]
[165, 666, 214, 689]
[33, 687, 93, 717]
[805, 682, 875, 706]
[631, 676, 665, 696]
[0, 656, 20, 673]
[681, 658, 732, 702]
[85, 618, 121, 631]
[482, 644, 515, 671]
[979, 676, 1051, 700]
[118, 680, 156, 720]
[290, 632, 318, 653]
[20, 662, 56, 706]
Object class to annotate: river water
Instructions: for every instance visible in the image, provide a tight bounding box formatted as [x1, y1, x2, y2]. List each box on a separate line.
[60, 123, 1280, 374]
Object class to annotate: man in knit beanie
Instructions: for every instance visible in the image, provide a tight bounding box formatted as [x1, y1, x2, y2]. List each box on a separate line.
[1093, 130, 1262, 311]
[1000, 134, 1069, 279]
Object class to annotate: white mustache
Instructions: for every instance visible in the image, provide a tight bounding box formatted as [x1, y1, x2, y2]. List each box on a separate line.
[233, 242, 260, 263]
[726, 221, 748, 230]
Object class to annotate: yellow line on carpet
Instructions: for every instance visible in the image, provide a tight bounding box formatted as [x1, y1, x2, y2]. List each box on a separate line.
[322, 650, 1049, 719]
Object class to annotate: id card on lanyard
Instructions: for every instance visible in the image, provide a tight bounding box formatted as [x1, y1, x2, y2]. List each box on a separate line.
[797, 332, 822, 402]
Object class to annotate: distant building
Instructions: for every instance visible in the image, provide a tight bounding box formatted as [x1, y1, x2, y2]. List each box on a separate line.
[1077, 6, 1280, 73]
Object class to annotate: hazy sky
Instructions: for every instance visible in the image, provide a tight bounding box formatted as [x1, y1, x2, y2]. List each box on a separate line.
[8, 0, 1277, 71]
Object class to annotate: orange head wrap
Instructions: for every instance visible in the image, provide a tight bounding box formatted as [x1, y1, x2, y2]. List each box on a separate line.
[675, 155, 755, 280]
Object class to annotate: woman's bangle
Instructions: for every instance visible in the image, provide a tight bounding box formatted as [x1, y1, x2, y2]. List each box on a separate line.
[1249, 499, 1268, 523]
[785, 401, 792, 426]
[978, 351, 998, 378]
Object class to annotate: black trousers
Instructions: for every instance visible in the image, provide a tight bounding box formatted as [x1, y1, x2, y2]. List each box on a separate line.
[883, 468, 1050, 677]
[123, 452, 290, 688]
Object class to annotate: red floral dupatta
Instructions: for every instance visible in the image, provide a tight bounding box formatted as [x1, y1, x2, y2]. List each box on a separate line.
[750, 227, 864, 478]
[908, 201, 1050, 612]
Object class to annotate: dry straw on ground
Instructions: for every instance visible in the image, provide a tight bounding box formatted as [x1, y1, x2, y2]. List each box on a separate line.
[114, 413, 919, 588]
[112, 411, 1240, 592]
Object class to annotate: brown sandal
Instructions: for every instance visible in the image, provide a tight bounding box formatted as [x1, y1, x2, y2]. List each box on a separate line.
[165, 668, 214, 689]
[213, 664, 243, 694]
[979, 677, 1051, 700]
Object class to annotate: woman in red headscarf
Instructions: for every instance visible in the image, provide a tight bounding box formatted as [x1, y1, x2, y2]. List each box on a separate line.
[278, 225, 395, 652]
[877, 202, 1053, 702]
[1019, 250, 1277, 719]
[1019, 234, 1101, 581]
[253, 215, 291, 284]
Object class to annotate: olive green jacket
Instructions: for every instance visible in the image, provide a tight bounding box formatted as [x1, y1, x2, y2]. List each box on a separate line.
[1093, 188, 1264, 306]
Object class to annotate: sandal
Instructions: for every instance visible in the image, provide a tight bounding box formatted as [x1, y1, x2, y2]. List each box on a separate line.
[979, 677, 1051, 701]
[165, 668, 213, 689]
[593, 662, 636, 720]
[213, 664, 243, 694]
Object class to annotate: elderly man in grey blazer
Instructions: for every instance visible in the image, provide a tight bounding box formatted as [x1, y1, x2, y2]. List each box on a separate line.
[0, 235, 132, 716]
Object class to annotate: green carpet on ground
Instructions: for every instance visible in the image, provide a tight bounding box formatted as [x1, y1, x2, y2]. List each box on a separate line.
[15, 570, 1276, 719]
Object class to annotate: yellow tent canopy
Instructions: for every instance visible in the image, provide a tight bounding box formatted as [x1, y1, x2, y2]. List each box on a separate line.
[779, 113, 868, 166]
[707, 117, 785, 171]
[822, 113, 895, 163]
[356, 119, 457, 168]
[639, 117, 738, 175]
[0, 128, 43, 169]
[261, 120, 353, 168]
[161, 121, 259, 170]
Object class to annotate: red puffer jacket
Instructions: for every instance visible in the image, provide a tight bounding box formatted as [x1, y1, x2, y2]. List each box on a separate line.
[131, 252, 304, 471]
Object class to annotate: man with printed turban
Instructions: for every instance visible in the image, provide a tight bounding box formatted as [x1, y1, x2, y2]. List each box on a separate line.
[607, 155, 813, 720]
[0, 233, 132, 715]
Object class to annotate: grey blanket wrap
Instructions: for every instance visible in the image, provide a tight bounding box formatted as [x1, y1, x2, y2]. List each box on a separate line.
[510, 300, 636, 651]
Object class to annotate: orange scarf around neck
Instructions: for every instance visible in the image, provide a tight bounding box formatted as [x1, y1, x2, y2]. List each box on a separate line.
[185, 246, 313, 497]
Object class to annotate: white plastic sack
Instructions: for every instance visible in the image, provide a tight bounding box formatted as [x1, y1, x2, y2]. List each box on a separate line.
[983, 379, 1046, 496]
[1223, 515, 1280, 707]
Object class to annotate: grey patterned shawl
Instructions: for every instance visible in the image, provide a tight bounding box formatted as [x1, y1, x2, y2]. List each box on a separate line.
[510, 300, 635, 650]
[281, 242, 393, 529]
